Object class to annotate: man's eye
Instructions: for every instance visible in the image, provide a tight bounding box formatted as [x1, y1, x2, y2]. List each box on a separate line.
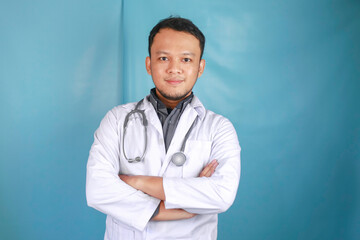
[183, 58, 191, 62]
[159, 57, 168, 61]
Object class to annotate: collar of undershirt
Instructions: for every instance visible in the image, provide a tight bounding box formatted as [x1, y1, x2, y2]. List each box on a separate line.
[149, 88, 194, 116]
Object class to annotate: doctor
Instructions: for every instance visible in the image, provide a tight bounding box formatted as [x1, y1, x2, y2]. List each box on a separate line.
[86, 17, 241, 239]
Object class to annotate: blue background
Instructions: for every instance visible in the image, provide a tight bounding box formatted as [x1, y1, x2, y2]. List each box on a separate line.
[0, 0, 359, 239]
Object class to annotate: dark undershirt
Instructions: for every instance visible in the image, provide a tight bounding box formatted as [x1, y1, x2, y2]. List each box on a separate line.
[148, 88, 194, 219]
[148, 88, 194, 152]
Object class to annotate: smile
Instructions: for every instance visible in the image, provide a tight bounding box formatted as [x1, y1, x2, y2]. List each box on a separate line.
[165, 79, 184, 85]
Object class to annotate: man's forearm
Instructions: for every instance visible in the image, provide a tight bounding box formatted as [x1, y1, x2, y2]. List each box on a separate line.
[119, 176, 194, 221]
[151, 201, 195, 221]
[119, 175, 165, 200]
[119, 159, 218, 200]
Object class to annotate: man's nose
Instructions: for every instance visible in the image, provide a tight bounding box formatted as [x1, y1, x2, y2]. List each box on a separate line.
[167, 60, 182, 74]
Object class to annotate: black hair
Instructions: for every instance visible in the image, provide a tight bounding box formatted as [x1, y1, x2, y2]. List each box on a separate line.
[148, 16, 205, 59]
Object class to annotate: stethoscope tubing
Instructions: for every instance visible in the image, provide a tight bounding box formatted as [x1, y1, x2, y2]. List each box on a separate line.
[122, 99, 196, 166]
[122, 100, 147, 163]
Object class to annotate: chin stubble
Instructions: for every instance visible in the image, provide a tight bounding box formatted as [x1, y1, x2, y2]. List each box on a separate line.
[157, 88, 192, 101]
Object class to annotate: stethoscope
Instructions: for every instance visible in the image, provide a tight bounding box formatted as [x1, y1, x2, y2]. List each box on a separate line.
[122, 99, 196, 167]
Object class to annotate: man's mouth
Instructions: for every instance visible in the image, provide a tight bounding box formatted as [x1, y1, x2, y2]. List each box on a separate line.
[165, 78, 184, 85]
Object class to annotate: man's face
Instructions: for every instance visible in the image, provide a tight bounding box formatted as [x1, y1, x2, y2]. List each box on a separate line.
[146, 28, 205, 102]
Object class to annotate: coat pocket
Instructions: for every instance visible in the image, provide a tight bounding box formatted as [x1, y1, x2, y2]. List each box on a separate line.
[108, 217, 136, 240]
[182, 140, 212, 178]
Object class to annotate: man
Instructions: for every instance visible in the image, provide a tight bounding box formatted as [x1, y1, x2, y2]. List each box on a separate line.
[86, 17, 241, 239]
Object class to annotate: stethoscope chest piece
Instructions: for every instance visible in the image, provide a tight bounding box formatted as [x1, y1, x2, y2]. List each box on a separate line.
[171, 152, 186, 166]
[170, 119, 197, 167]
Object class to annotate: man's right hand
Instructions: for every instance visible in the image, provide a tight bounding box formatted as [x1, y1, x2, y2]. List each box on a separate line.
[151, 159, 219, 221]
[199, 159, 219, 177]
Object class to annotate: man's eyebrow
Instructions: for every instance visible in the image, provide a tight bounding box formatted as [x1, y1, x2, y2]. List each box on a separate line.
[155, 51, 169, 55]
[182, 52, 195, 57]
[154, 51, 196, 56]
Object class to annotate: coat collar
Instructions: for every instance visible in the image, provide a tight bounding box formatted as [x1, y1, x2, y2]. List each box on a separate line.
[125, 94, 207, 140]
[132, 94, 206, 121]
[188, 95, 206, 121]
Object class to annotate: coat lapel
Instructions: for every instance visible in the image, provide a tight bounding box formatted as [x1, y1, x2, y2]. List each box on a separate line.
[141, 95, 205, 176]
[143, 97, 163, 137]
[159, 105, 198, 176]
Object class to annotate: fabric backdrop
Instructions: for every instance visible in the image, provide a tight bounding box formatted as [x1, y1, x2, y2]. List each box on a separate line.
[0, 0, 359, 239]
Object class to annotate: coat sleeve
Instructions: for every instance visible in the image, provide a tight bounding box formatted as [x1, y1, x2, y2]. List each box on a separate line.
[163, 117, 241, 214]
[86, 109, 160, 231]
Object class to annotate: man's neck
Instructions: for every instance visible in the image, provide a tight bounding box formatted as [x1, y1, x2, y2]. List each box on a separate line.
[155, 89, 190, 109]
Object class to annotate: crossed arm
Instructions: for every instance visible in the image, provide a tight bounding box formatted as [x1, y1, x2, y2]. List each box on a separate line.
[87, 111, 240, 229]
[119, 159, 219, 221]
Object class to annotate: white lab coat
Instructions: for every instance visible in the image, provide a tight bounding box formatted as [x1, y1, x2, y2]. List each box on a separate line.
[86, 95, 241, 240]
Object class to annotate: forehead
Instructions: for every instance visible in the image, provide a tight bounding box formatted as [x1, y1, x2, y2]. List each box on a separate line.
[151, 28, 201, 55]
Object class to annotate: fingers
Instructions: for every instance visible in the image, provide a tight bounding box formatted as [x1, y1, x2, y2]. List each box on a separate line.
[199, 159, 219, 177]
[200, 160, 216, 177]
[207, 160, 219, 177]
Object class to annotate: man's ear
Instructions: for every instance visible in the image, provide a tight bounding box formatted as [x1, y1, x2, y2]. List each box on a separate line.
[197, 59, 206, 78]
[145, 56, 151, 75]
